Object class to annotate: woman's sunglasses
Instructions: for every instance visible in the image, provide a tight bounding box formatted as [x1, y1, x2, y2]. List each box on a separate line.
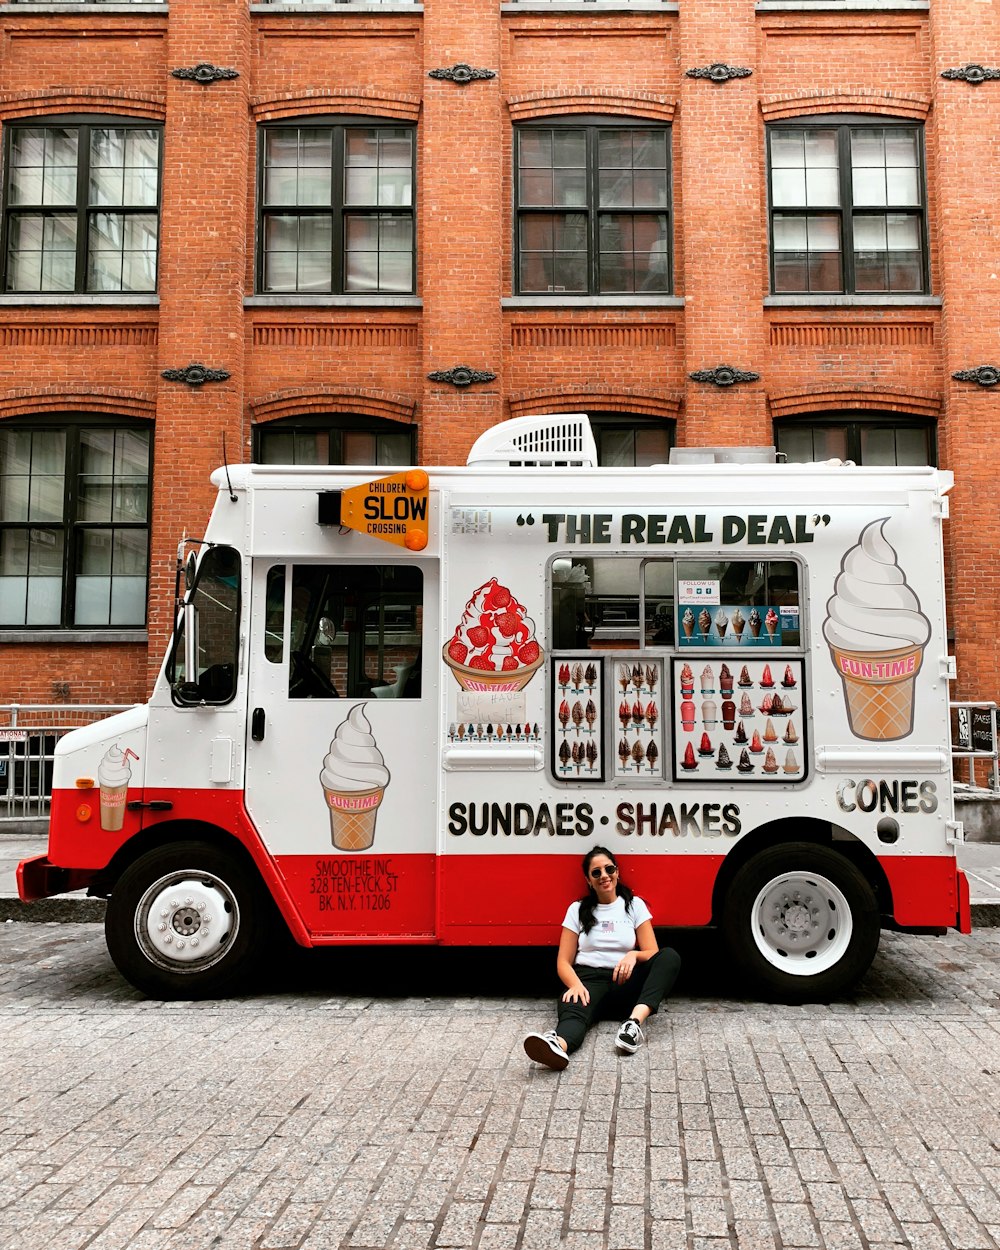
[590, 865, 618, 880]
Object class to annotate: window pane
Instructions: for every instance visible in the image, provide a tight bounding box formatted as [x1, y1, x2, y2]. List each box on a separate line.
[342, 431, 375, 464]
[375, 432, 411, 465]
[263, 215, 332, 292]
[892, 427, 931, 465]
[887, 254, 922, 292]
[26, 576, 62, 625]
[7, 213, 77, 293]
[852, 167, 886, 207]
[859, 428, 897, 466]
[634, 426, 671, 466]
[518, 131, 552, 168]
[853, 215, 887, 249]
[771, 168, 806, 208]
[805, 167, 839, 206]
[110, 576, 146, 625]
[519, 212, 587, 293]
[344, 213, 412, 293]
[599, 212, 668, 293]
[770, 130, 803, 168]
[599, 427, 634, 467]
[552, 170, 587, 208]
[850, 129, 884, 167]
[552, 130, 586, 168]
[803, 129, 838, 168]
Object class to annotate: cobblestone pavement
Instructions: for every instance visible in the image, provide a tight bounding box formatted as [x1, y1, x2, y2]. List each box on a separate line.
[0, 925, 998, 1250]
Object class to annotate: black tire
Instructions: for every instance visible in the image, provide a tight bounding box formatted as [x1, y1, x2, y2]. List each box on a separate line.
[105, 840, 270, 1000]
[720, 842, 880, 1003]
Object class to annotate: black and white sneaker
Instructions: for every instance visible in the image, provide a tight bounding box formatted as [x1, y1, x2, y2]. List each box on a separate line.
[523, 1030, 569, 1070]
[616, 1019, 643, 1054]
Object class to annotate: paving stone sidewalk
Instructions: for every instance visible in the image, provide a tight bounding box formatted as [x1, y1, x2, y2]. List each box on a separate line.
[0, 924, 997, 1250]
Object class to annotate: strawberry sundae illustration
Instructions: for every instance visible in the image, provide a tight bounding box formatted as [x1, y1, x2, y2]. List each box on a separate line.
[444, 578, 543, 692]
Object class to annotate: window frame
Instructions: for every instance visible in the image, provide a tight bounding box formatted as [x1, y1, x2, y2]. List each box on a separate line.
[514, 115, 673, 298]
[0, 116, 163, 296]
[773, 414, 937, 466]
[0, 416, 154, 630]
[255, 115, 417, 297]
[252, 413, 417, 466]
[766, 115, 929, 297]
[587, 412, 676, 467]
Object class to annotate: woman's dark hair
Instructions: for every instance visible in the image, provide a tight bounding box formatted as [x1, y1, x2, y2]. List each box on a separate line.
[578, 845, 634, 934]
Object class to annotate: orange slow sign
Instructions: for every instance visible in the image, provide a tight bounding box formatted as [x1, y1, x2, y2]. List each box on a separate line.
[340, 470, 429, 551]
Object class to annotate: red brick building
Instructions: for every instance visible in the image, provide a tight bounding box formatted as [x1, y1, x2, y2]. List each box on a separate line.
[0, 0, 996, 712]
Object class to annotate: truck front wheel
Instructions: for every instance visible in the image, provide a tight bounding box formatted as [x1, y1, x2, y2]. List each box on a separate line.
[720, 843, 880, 1002]
[105, 841, 269, 1000]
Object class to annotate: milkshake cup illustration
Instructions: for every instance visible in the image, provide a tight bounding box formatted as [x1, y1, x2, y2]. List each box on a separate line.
[98, 744, 136, 832]
[823, 519, 931, 741]
[319, 704, 391, 850]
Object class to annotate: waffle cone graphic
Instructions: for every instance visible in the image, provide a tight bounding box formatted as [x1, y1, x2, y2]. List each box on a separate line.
[829, 643, 924, 741]
[324, 784, 385, 850]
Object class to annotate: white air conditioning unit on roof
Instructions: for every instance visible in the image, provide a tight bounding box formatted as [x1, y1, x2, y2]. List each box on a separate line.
[466, 414, 597, 468]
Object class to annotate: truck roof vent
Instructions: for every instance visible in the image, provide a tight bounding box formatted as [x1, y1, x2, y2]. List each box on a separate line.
[466, 414, 597, 468]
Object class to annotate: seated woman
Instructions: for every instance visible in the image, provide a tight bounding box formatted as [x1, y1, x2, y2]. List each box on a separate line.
[523, 847, 681, 1070]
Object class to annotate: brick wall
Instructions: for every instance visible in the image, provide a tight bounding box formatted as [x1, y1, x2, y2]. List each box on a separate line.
[0, 0, 997, 711]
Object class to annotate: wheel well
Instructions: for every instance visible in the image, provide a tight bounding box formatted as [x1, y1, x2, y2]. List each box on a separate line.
[92, 821, 265, 897]
[711, 818, 893, 923]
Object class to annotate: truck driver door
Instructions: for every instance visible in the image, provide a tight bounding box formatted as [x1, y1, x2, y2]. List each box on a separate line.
[244, 558, 439, 937]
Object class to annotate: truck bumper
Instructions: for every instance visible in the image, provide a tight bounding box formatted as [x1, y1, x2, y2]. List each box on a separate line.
[16, 855, 97, 903]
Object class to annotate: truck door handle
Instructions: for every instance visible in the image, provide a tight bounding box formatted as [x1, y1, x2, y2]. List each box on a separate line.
[251, 707, 266, 741]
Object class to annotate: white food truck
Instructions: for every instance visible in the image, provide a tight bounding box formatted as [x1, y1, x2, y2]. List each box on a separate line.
[18, 414, 971, 1000]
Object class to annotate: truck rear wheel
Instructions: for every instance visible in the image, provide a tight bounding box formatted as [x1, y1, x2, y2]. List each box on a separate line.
[721, 842, 880, 1002]
[105, 841, 268, 1000]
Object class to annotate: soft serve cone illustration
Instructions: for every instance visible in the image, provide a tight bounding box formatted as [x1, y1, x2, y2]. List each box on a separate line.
[320, 704, 390, 850]
[823, 519, 930, 741]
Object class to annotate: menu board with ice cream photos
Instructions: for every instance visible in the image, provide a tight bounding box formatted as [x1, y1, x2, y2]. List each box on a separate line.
[612, 659, 665, 782]
[671, 658, 807, 783]
[552, 658, 605, 780]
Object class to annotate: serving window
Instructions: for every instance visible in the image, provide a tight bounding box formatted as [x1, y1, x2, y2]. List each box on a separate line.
[547, 554, 806, 785]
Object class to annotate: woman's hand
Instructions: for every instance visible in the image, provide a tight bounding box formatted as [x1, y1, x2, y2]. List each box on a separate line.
[562, 983, 590, 1005]
[613, 952, 638, 984]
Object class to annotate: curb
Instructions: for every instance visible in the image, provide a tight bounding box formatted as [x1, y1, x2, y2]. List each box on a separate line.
[3, 896, 999, 928]
[1, 896, 106, 923]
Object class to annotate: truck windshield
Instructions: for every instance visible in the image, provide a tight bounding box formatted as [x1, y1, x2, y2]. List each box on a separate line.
[168, 545, 241, 705]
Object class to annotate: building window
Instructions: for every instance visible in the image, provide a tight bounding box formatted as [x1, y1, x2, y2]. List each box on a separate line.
[0, 423, 151, 628]
[768, 120, 927, 295]
[2, 122, 160, 294]
[774, 417, 935, 466]
[254, 415, 416, 466]
[515, 120, 672, 295]
[257, 122, 415, 294]
[589, 413, 674, 466]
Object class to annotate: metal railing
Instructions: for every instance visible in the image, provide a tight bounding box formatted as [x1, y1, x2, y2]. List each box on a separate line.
[951, 701, 1000, 794]
[0, 705, 131, 824]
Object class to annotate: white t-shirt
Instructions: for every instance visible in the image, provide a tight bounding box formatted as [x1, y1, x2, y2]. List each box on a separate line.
[562, 894, 653, 970]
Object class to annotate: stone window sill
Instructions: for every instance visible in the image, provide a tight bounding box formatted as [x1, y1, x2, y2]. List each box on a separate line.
[502, 2, 676, 11]
[0, 293, 159, 306]
[244, 294, 422, 307]
[757, 2, 926, 9]
[0, 630, 148, 644]
[764, 294, 942, 308]
[250, 4, 422, 12]
[502, 295, 684, 308]
[1, 4, 166, 11]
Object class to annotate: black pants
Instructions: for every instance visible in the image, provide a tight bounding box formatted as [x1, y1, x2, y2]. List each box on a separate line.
[556, 947, 681, 1054]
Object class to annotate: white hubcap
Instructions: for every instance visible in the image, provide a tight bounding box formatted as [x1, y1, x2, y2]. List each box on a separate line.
[750, 870, 853, 976]
[137, 871, 238, 971]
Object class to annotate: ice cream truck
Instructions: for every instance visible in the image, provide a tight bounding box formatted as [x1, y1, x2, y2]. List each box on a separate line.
[17, 413, 971, 1001]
